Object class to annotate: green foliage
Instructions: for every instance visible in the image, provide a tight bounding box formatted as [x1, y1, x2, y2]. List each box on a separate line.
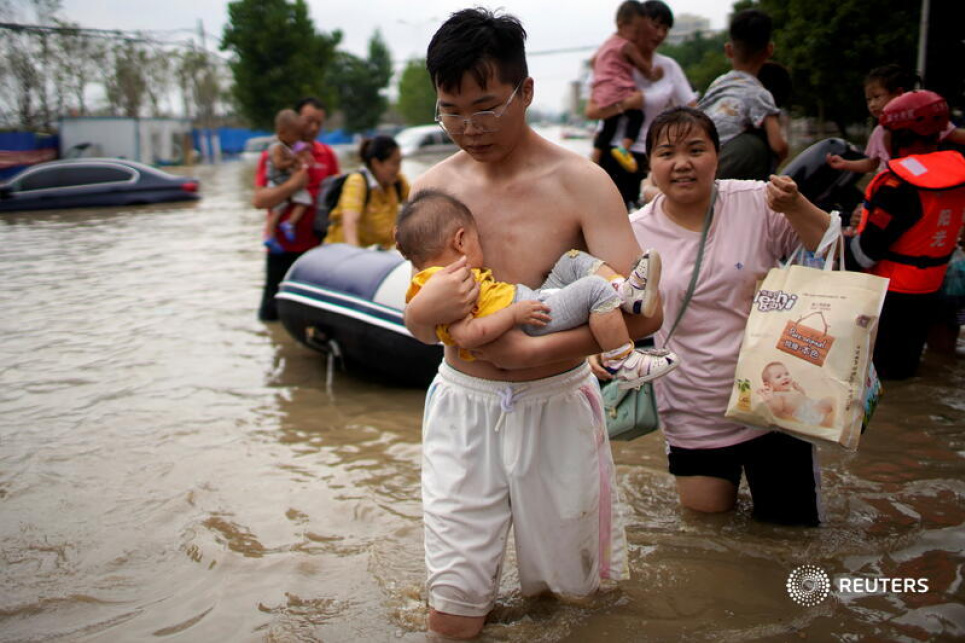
[396, 59, 437, 126]
[660, 30, 729, 94]
[330, 30, 393, 133]
[220, 0, 340, 130]
[753, 0, 920, 130]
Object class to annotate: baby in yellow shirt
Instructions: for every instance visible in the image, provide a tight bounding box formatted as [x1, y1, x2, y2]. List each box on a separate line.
[397, 189, 678, 388]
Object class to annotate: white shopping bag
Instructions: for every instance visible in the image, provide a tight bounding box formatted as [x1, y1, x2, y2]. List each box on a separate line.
[725, 220, 889, 450]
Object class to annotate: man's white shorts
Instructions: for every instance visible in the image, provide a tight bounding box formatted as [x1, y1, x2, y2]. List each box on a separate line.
[422, 361, 628, 617]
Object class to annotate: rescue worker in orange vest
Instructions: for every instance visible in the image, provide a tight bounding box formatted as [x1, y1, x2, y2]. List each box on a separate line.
[845, 90, 965, 379]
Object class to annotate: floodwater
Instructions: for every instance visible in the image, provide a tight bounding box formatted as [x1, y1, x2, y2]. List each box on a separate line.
[1, 129, 963, 642]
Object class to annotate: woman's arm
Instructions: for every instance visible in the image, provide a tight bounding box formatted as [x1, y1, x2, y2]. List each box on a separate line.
[585, 92, 644, 121]
[340, 208, 363, 246]
[766, 175, 831, 251]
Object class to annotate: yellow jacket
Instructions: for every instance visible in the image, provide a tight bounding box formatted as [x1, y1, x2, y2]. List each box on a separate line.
[406, 266, 516, 360]
[327, 170, 410, 247]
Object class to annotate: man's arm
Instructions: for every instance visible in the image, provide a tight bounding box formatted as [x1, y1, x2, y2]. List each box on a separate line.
[472, 167, 663, 369]
[253, 166, 309, 209]
[403, 257, 480, 344]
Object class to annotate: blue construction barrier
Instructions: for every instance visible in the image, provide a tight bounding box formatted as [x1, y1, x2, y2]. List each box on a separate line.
[0, 132, 59, 180]
[191, 127, 357, 159]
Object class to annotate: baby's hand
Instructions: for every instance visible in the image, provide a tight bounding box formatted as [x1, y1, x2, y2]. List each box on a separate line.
[513, 300, 551, 327]
[792, 381, 805, 394]
[756, 385, 773, 401]
[646, 65, 664, 82]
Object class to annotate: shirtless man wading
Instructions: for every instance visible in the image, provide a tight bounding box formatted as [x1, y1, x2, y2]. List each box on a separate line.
[403, 8, 663, 640]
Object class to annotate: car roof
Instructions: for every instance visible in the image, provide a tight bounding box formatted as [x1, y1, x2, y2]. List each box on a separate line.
[3, 158, 175, 184]
[396, 124, 440, 139]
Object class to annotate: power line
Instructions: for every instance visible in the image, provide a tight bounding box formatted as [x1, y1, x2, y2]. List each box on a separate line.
[0, 21, 150, 41]
[529, 45, 596, 56]
[0, 21, 227, 56]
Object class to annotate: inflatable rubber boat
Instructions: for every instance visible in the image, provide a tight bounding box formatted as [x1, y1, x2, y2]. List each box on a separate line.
[276, 139, 862, 388]
[276, 243, 443, 387]
[781, 137, 866, 219]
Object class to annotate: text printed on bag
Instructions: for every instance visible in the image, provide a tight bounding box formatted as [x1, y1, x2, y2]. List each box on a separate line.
[754, 289, 798, 312]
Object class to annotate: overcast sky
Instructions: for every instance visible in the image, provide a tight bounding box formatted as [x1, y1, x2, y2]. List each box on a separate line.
[57, 0, 733, 114]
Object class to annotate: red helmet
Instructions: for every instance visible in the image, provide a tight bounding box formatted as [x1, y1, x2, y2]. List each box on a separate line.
[879, 90, 949, 136]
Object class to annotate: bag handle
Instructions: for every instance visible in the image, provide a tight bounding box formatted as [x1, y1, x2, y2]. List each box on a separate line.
[664, 183, 717, 341]
[784, 214, 843, 271]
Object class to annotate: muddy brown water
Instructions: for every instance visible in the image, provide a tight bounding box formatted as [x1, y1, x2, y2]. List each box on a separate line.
[1, 133, 963, 641]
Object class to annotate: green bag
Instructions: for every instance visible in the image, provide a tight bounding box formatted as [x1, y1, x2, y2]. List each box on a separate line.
[602, 380, 659, 441]
[603, 185, 716, 442]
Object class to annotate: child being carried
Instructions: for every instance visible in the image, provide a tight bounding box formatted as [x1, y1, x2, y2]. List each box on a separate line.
[590, 0, 663, 173]
[264, 109, 314, 253]
[396, 189, 679, 388]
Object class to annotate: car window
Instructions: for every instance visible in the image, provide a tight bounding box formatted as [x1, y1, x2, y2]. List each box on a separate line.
[19, 168, 63, 191]
[18, 165, 134, 191]
[62, 166, 135, 186]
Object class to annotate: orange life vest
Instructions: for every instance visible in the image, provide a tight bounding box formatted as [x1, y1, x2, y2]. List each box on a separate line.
[858, 151, 965, 294]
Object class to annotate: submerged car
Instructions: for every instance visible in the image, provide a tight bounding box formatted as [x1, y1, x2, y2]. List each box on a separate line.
[396, 124, 457, 157]
[241, 135, 275, 164]
[0, 158, 200, 212]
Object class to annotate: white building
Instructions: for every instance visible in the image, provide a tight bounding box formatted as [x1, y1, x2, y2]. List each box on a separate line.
[666, 13, 718, 45]
[59, 117, 193, 165]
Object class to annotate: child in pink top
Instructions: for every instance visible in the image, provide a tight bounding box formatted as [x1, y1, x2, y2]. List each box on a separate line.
[827, 65, 965, 176]
[591, 1, 663, 173]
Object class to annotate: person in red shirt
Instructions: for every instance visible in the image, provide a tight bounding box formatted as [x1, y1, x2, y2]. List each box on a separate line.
[253, 97, 341, 321]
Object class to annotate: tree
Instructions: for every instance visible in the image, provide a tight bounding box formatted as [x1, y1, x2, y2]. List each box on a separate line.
[110, 39, 149, 118]
[660, 30, 728, 94]
[143, 47, 173, 117]
[754, 0, 920, 131]
[396, 58, 436, 126]
[329, 30, 393, 133]
[177, 49, 224, 127]
[220, 0, 340, 130]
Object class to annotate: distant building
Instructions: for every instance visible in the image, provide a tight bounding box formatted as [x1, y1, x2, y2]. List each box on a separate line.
[665, 14, 719, 45]
[59, 117, 193, 165]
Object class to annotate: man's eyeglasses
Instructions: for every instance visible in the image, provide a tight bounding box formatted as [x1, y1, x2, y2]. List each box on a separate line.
[434, 84, 522, 135]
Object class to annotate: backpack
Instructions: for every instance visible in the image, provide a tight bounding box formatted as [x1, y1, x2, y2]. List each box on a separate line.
[313, 171, 402, 242]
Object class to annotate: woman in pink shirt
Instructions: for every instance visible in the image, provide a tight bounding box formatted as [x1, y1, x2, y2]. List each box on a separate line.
[606, 107, 831, 526]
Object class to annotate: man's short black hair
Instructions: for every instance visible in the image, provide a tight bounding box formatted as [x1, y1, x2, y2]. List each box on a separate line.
[641, 0, 674, 29]
[426, 8, 528, 93]
[295, 97, 326, 113]
[729, 9, 772, 60]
